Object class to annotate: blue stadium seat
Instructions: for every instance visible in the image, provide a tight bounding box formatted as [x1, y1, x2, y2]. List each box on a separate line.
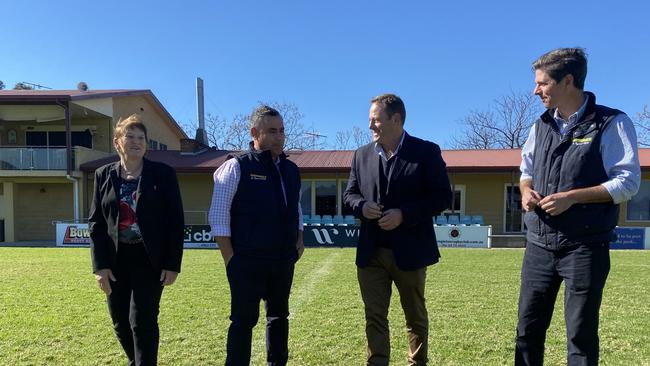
[460, 215, 472, 226]
[447, 215, 460, 226]
[321, 215, 334, 226]
[435, 215, 448, 226]
[333, 215, 345, 225]
[303, 215, 310, 225]
[471, 215, 484, 226]
[310, 214, 322, 226]
[344, 215, 356, 225]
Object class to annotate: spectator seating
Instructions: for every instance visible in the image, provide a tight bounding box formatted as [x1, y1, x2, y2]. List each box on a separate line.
[321, 215, 334, 226]
[310, 214, 322, 226]
[333, 215, 345, 225]
[435, 215, 448, 226]
[471, 215, 484, 226]
[460, 215, 472, 226]
[344, 215, 356, 225]
[302, 215, 310, 225]
[447, 215, 460, 226]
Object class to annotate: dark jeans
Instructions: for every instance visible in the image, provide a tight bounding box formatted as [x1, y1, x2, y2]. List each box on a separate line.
[107, 244, 164, 366]
[225, 255, 295, 366]
[515, 242, 610, 366]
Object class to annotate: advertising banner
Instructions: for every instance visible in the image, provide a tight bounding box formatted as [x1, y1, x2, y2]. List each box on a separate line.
[303, 225, 359, 247]
[611, 227, 646, 250]
[184, 225, 218, 248]
[434, 225, 491, 248]
[55, 223, 91, 247]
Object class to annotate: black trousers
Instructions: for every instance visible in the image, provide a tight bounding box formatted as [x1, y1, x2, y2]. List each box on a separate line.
[515, 242, 610, 366]
[225, 255, 295, 366]
[107, 243, 164, 366]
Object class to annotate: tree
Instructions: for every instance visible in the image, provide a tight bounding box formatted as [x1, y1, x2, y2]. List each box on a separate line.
[634, 105, 650, 147]
[451, 91, 542, 149]
[13, 82, 34, 90]
[334, 126, 371, 149]
[0, 80, 5, 90]
[184, 101, 320, 150]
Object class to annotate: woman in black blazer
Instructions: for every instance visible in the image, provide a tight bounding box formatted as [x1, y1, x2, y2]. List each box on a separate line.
[89, 113, 184, 366]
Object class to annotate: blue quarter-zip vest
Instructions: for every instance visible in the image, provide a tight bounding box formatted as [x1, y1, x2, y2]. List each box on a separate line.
[230, 148, 300, 260]
[524, 92, 622, 250]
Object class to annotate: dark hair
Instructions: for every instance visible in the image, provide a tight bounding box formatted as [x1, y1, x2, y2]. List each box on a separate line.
[532, 48, 588, 90]
[371, 94, 406, 124]
[250, 105, 281, 129]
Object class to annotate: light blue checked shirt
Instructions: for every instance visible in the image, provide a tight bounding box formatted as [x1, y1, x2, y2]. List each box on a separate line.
[208, 157, 303, 237]
[520, 94, 640, 204]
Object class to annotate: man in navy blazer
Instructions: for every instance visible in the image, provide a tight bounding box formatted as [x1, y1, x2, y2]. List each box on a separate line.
[344, 94, 452, 366]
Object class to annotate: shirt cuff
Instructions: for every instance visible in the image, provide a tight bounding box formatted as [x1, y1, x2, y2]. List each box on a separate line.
[210, 225, 231, 237]
[520, 173, 533, 182]
[600, 181, 623, 204]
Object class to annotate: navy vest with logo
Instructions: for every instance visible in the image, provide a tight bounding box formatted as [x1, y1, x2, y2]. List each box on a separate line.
[229, 147, 300, 260]
[524, 92, 622, 250]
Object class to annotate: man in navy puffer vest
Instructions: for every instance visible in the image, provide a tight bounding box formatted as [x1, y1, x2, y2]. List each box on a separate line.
[515, 48, 640, 366]
[209, 105, 304, 366]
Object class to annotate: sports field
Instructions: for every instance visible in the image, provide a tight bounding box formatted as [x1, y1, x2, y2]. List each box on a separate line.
[0, 247, 648, 365]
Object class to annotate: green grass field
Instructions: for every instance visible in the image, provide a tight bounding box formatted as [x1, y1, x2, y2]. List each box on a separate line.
[0, 247, 648, 365]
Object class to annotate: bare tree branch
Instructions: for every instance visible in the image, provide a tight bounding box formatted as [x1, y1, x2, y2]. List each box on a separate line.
[452, 91, 541, 149]
[635, 105, 650, 147]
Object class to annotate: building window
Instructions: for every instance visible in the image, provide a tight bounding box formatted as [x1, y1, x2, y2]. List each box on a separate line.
[339, 180, 354, 216]
[443, 185, 465, 214]
[160, 143, 168, 151]
[25, 131, 92, 148]
[626, 180, 650, 221]
[504, 185, 524, 232]
[148, 139, 159, 150]
[300, 180, 313, 216]
[315, 181, 337, 216]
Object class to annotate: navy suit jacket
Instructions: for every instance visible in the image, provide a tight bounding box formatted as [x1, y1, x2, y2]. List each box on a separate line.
[89, 158, 185, 273]
[344, 133, 452, 270]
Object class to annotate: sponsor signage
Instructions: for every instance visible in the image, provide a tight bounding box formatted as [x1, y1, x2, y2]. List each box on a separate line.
[184, 225, 217, 248]
[303, 225, 359, 247]
[611, 227, 646, 250]
[434, 225, 491, 248]
[55, 223, 91, 246]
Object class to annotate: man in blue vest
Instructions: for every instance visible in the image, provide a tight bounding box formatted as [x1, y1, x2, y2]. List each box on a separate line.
[208, 105, 304, 366]
[516, 48, 640, 366]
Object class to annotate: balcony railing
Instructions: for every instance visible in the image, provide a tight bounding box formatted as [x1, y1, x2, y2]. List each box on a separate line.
[0, 147, 74, 170]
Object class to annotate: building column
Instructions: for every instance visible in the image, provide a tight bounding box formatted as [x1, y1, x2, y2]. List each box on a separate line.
[0, 182, 15, 241]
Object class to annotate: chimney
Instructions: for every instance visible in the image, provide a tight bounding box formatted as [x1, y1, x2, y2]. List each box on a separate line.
[195, 77, 209, 146]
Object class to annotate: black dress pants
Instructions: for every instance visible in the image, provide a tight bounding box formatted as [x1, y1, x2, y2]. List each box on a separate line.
[225, 255, 295, 366]
[107, 243, 164, 366]
[515, 242, 610, 366]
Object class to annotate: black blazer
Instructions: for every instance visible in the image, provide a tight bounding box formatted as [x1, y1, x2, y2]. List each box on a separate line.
[344, 133, 452, 270]
[89, 158, 185, 273]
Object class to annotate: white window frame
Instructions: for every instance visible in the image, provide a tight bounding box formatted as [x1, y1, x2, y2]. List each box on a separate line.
[443, 184, 466, 215]
[625, 179, 650, 222]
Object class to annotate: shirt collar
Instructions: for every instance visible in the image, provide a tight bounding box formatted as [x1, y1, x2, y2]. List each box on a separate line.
[375, 130, 406, 161]
[553, 93, 589, 130]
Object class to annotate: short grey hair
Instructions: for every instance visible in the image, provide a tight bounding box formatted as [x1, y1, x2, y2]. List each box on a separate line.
[250, 105, 282, 130]
[532, 48, 588, 90]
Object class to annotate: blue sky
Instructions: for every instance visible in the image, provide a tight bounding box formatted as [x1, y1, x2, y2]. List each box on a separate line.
[2, 0, 649, 148]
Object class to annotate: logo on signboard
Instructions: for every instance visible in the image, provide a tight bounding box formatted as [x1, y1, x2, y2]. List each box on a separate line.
[63, 226, 90, 244]
[311, 228, 339, 245]
[448, 228, 461, 239]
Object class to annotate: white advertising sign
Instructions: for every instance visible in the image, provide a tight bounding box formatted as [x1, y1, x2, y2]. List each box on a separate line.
[434, 225, 491, 248]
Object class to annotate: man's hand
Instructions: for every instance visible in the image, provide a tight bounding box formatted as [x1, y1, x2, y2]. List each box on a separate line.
[378, 208, 403, 231]
[160, 270, 179, 286]
[95, 269, 116, 295]
[362, 202, 383, 220]
[539, 192, 576, 216]
[521, 187, 543, 212]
